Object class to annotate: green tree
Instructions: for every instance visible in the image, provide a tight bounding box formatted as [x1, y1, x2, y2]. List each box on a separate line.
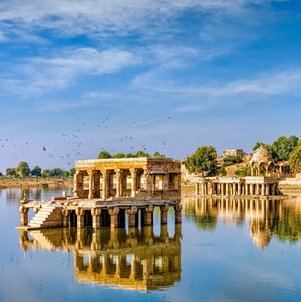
[185, 146, 217, 176]
[271, 135, 299, 162]
[112, 152, 126, 158]
[62, 170, 70, 179]
[98, 151, 112, 159]
[222, 155, 242, 167]
[17, 161, 30, 178]
[49, 168, 64, 177]
[153, 151, 166, 158]
[31, 165, 41, 179]
[69, 168, 75, 177]
[252, 142, 272, 151]
[134, 150, 150, 157]
[289, 145, 301, 174]
[5, 168, 18, 178]
[41, 169, 50, 178]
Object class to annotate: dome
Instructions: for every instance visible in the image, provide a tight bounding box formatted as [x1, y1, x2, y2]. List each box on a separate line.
[250, 145, 273, 164]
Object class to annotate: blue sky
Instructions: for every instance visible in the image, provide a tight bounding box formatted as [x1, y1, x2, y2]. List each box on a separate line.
[0, 0, 301, 172]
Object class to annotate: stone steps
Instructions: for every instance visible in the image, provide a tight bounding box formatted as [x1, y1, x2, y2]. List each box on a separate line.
[29, 205, 59, 228]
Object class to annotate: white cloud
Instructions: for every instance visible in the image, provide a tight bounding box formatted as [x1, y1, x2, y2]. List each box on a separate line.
[132, 67, 301, 112]
[0, 47, 138, 95]
[0, 0, 270, 38]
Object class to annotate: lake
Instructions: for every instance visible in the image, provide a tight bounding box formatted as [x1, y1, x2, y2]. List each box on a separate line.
[0, 187, 301, 302]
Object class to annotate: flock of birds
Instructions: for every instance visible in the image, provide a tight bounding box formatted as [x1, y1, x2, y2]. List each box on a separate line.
[0, 116, 172, 169]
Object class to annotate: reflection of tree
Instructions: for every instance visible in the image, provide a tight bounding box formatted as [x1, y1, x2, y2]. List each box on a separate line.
[272, 207, 301, 243]
[194, 215, 217, 231]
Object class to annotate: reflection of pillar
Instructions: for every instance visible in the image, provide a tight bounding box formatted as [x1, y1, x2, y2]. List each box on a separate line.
[256, 184, 260, 195]
[160, 224, 169, 243]
[109, 207, 120, 228]
[174, 223, 182, 241]
[91, 208, 101, 228]
[76, 208, 84, 228]
[261, 184, 266, 196]
[265, 184, 270, 196]
[130, 255, 136, 280]
[126, 206, 138, 228]
[130, 168, 137, 197]
[238, 183, 241, 195]
[174, 203, 182, 224]
[19, 206, 29, 226]
[160, 205, 169, 224]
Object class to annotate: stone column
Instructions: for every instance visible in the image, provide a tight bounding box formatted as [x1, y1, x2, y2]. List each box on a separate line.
[130, 255, 136, 280]
[76, 208, 84, 228]
[174, 203, 182, 224]
[88, 170, 94, 199]
[75, 171, 84, 198]
[91, 208, 101, 229]
[101, 169, 108, 199]
[160, 204, 169, 224]
[225, 183, 229, 195]
[238, 183, 241, 196]
[62, 208, 69, 227]
[143, 205, 153, 226]
[109, 207, 120, 229]
[126, 206, 138, 228]
[115, 169, 122, 198]
[130, 168, 137, 197]
[144, 170, 153, 194]
[19, 206, 29, 226]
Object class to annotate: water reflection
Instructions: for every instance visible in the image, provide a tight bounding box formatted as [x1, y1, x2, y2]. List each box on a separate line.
[183, 197, 301, 249]
[19, 225, 182, 291]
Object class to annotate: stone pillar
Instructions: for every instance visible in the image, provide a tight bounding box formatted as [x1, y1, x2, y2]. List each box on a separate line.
[76, 208, 84, 228]
[91, 208, 101, 229]
[126, 206, 138, 228]
[130, 168, 137, 197]
[130, 255, 136, 280]
[174, 203, 182, 224]
[101, 169, 108, 199]
[238, 183, 241, 196]
[88, 170, 94, 199]
[225, 183, 229, 195]
[144, 170, 152, 194]
[19, 206, 29, 226]
[75, 171, 84, 198]
[109, 207, 120, 229]
[62, 208, 69, 227]
[160, 204, 169, 224]
[115, 169, 122, 198]
[143, 205, 153, 226]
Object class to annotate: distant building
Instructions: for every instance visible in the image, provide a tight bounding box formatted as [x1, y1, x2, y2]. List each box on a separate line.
[223, 149, 244, 159]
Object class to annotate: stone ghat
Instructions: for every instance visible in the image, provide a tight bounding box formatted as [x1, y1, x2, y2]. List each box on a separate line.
[17, 197, 182, 231]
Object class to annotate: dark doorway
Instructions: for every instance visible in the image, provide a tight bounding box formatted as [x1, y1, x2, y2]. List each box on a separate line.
[69, 210, 77, 227]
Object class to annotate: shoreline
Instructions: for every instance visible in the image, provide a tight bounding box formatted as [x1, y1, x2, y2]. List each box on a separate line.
[0, 178, 73, 189]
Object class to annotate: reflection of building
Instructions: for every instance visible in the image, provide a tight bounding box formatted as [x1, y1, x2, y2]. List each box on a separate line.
[183, 197, 282, 249]
[18, 158, 182, 231]
[19, 225, 182, 291]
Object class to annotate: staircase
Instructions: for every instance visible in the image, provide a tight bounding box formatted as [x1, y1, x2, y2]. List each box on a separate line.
[29, 205, 63, 229]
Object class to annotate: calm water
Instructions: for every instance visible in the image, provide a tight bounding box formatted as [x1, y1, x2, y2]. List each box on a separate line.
[1, 188, 301, 302]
